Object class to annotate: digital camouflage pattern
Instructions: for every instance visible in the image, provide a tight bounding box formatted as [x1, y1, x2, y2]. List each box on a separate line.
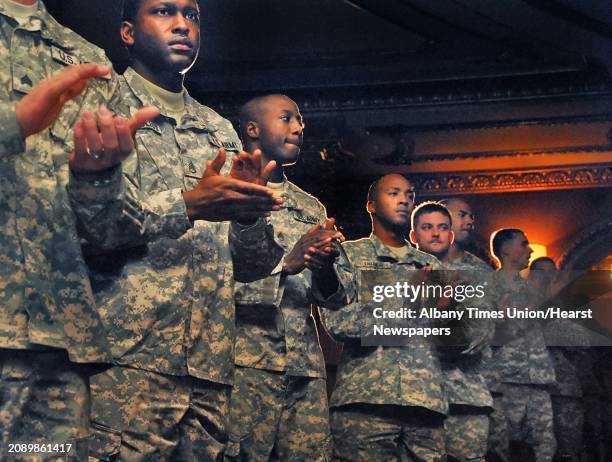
[0, 0, 113, 363]
[488, 273, 556, 387]
[225, 366, 332, 462]
[551, 395, 583, 461]
[0, 2, 114, 459]
[0, 350, 90, 462]
[498, 383, 556, 462]
[549, 348, 584, 461]
[233, 177, 353, 377]
[440, 251, 494, 409]
[228, 178, 353, 460]
[69, 67, 283, 384]
[486, 274, 556, 462]
[323, 234, 447, 414]
[88, 367, 230, 462]
[444, 414, 489, 462]
[440, 252, 494, 462]
[68, 67, 283, 459]
[487, 396, 510, 462]
[323, 235, 447, 461]
[330, 404, 445, 462]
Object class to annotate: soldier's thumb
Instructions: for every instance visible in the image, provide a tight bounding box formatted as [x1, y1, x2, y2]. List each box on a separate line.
[127, 106, 160, 135]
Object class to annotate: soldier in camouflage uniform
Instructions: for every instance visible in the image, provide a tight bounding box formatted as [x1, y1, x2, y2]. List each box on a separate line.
[224, 95, 355, 461]
[488, 229, 557, 462]
[410, 201, 494, 462]
[67, 1, 284, 460]
[0, 1, 159, 459]
[528, 257, 586, 462]
[322, 174, 447, 462]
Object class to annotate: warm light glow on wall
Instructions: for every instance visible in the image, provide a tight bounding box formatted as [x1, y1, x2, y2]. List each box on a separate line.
[521, 244, 547, 278]
[529, 244, 547, 263]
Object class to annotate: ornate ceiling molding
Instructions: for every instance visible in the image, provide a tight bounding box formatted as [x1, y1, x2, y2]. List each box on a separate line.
[413, 165, 611, 196]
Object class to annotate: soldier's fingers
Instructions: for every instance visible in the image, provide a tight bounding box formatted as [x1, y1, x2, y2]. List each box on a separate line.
[72, 120, 88, 157]
[58, 79, 88, 106]
[323, 218, 336, 229]
[305, 224, 322, 235]
[209, 148, 227, 175]
[231, 154, 244, 171]
[261, 160, 277, 184]
[304, 254, 327, 271]
[115, 116, 135, 160]
[82, 111, 103, 157]
[250, 149, 263, 175]
[46, 64, 110, 101]
[126, 106, 160, 136]
[98, 106, 120, 154]
[225, 178, 280, 198]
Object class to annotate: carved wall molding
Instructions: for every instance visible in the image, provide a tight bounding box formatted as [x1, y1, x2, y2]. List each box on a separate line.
[414, 165, 611, 196]
[414, 145, 612, 163]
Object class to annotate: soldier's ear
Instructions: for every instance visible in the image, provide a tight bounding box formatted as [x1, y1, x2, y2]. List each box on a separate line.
[409, 229, 417, 245]
[245, 121, 259, 140]
[366, 200, 375, 214]
[120, 21, 135, 47]
[449, 230, 455, 245]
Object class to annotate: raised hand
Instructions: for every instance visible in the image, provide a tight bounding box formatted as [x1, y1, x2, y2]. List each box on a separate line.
[69, 105, 160, 173]
[229, 148, 277, 186]
[15, 63, 111, 138]
[182, 148, 283, 222]
[284, 218, 345, 276]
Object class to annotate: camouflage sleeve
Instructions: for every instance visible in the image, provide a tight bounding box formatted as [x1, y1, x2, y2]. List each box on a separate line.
[0, 101, 25, 158]
[311, 240, 356, 309]
[68, 163, 192, 250]
[319, 246, 362, 341]
[230, 219, 284, 283]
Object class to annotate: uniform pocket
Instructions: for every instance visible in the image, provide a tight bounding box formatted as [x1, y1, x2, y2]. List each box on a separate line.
[88, 421, 122, 461]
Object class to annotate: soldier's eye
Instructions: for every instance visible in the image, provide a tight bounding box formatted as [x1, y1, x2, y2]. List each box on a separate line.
[185, 11, 199, 22]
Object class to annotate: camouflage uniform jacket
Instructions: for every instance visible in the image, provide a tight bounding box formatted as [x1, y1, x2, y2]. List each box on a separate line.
[68, 67, 283, 385]
[489, 273, 556, 386]
[440, 251, 494, 409]
[548, 348, 583, 397]
[0, 0, 112, 363]
[323, 234, 448, 416]
[233, 177, 354, 378]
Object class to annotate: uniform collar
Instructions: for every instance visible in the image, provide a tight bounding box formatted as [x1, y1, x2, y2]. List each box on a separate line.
[0, 0, 77, 50]
[367, 233, 432, 266]
[122, 67, 219, 132]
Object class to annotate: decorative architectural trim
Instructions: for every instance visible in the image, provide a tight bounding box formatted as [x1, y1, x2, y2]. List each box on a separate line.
[414, 165, 611, 196]
[414, 145, 612, 163]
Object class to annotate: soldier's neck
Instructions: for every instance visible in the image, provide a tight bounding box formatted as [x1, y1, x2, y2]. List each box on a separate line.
[447, 242, 464, 262]
[131, 61, 184, 93]
[437, 250, 451, 264]
[373, 222, 406, 248]
[248, 144, 285, 184]
[499, 264, 521, 277]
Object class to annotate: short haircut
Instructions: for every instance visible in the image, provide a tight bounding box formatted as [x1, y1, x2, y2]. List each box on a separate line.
[122, 0, 144, 23]
[238, 94, 291, 143]
[490, 228, 523, 263]
[366, 178, 381, 203]
[411, 201, 452, 229]
[530, 256, 556, 271]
